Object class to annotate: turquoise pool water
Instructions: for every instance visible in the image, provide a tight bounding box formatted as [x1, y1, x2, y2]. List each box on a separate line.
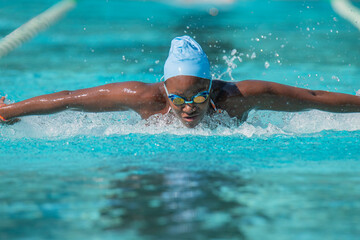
[1, 0, 360, 239]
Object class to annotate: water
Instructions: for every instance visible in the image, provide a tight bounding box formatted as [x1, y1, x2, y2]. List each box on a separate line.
[1, 0, 360, 239]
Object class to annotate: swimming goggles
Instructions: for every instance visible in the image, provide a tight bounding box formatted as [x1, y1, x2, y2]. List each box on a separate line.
[163, 78, 212, 106]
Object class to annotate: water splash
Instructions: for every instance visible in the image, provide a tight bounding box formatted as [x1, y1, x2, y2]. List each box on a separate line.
[218, 50, 243, 80]
[1, 109, 360, 139]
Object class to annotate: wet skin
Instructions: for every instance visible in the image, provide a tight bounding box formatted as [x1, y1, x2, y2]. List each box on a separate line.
[2, 76, 360, 127]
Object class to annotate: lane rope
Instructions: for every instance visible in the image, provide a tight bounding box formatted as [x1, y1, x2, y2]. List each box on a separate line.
[0, 0, 77, 58]
[331, 0, 360, 31]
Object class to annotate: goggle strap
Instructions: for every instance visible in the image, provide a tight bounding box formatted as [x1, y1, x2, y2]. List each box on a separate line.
[163, 82, 169, 96]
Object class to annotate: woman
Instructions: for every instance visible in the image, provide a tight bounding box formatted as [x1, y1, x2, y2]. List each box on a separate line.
[1, 36, 360, 128]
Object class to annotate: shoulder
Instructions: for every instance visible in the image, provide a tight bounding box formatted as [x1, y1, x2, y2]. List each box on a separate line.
[234, 80, 273, 97]
[213, 79, 292, 100]
[211, 79, 273, 110]
[116, 81, 168, 117]
[107, 81, 155, 92]
[105, 81, 164, 99]
[211, 80, 245, 109]
[212, 80, 239, 98]
[210, 80, 252, 119]
[212, 79, 267, 99]
[103, 81, 167, 110]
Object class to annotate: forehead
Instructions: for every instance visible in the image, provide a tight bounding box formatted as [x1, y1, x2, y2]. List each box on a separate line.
[165, 76, 210, 94]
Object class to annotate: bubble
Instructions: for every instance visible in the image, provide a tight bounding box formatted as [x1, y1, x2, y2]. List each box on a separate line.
[209, 8, 219, 16]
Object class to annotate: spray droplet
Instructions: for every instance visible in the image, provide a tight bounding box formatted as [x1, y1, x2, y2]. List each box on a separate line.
[265, 61, 270, 69]
[332, 75, 340, 82]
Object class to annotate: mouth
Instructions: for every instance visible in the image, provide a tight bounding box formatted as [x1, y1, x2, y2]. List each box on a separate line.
[182, 114, 200, 122]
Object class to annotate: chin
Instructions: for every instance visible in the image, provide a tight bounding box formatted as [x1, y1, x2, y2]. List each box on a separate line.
[181, 117, 202, 128]
[183, 122, 198, 128]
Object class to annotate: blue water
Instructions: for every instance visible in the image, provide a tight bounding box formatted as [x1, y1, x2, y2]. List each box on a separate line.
[1, 0, 360, 239]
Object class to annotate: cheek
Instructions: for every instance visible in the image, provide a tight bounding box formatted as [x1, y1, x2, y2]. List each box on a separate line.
[197, 100, 210, 113]
[169, 103, 183, 116]
[198, 104, 208, 112]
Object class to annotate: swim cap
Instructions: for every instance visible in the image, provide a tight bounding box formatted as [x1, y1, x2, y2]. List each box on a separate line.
[164, 35, 211, 81]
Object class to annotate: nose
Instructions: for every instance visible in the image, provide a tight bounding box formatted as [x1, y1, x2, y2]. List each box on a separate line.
[182, 103, 197, 114]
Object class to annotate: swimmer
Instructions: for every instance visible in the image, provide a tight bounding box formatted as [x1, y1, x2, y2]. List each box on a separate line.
[1, 35, 360, 128]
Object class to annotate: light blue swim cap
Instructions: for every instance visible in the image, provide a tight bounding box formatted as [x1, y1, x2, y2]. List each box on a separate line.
[164, 35, 211, 81]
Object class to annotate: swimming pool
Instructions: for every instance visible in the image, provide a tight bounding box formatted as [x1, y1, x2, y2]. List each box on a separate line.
[1, 0, 360, 239]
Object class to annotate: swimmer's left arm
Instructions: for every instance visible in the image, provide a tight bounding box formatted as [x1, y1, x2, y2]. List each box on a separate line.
[237, 80, 360, 113]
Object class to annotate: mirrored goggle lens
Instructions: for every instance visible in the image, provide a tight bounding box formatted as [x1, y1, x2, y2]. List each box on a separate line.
[172, 97, 185, 105]
[193, 95, 207, 103]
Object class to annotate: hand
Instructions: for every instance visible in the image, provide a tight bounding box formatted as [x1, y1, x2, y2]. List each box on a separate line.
[0, 96, 21, 125]
[0, 96, 6, 108]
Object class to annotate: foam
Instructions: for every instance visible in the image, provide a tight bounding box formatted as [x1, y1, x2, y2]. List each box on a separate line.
[1, 109, 360, 139]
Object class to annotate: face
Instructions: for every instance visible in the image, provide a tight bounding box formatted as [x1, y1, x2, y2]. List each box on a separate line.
[164, 75, 211, 128]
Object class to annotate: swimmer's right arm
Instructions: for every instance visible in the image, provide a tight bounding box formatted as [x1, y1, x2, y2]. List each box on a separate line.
[0, 82, 155, 122]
